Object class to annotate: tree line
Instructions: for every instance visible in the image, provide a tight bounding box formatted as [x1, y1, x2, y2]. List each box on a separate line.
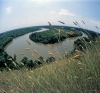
[29, 28, 82, 44]
[0, 26, 57, 71]
[74, 30, 100, 51]
[0, 26, 40, 70]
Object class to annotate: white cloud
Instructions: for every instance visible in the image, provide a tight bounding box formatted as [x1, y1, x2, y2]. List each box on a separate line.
[30, 0, 49, 3]
[6, 7, 12, 14]
[50, 11, 55, 14]
[13, 23, 19, 26]
[58, 9, 75, 16]
[21, 22, 26, 25]
[48, 7, 50, 9]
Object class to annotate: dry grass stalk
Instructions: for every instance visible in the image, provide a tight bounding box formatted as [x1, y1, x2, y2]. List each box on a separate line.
[32, 54, 34, 56]
[68, 38, 74, 44]
[61, 30, 65, 32]
[79, 68, 82, 71]
[58, 21, 65, 24]
[26, 40, 31, 45]
[75, 21, 79, 25]
[89, 41, 92, 44]
[48, 51, 53, 55]
[70, 28, 75, 30]
[73, 76, 79, 79]
[4, 63, 7, 66]
[88, 77, 92, 80]
[25, 48, 30, 50]
[48, 22, 52, 26]
[54, 50, 60, 55]
[34, 49, 40, 55]
[82, 20, 85, 24]
[20, 62, 24, 66]
[57, 29, 61, 33]
[30, 71, 34, 73]
[8, 58, 12, 61]
[12, 61, 16, 66]
[71, 55, 83, 60]
[77, 36, 85, 41]
[65, 51, 67, 54]
[73, 22, 77, 25]
[77, 62, 82, 65]
[54, 28, 65, 34]
[28, 76, 32, 79]
[47, 45, 53, 48]
[19, 52, 24, 55]
[75, 50, 85, 56]
[95, 25, 99, 29]
[54, 28, 60, 32]
[75, 50, 80, 52]
[8, 68, 11, 71]
[66, 31, 74, 35]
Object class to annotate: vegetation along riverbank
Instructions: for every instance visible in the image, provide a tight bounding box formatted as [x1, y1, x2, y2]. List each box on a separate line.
[29, 27, 82, 44]
[0, 23, 100, 71]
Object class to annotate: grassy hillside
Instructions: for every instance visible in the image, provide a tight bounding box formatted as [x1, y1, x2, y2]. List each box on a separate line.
[0, 38, 100, 93]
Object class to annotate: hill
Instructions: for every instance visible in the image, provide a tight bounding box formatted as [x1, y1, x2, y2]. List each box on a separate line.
[0, 38, 100, 93]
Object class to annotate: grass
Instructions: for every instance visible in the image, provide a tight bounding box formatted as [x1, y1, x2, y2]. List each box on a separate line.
[0, 38, 100, 93]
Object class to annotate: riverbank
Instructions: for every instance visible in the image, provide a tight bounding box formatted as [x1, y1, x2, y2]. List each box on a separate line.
[0, 25, 98, 71]
[5, 27, 81, 62]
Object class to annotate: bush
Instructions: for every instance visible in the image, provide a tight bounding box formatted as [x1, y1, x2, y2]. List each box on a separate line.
[46, 57, 55, 63]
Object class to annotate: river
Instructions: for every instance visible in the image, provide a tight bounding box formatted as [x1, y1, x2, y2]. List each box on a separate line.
[5, 28, 87, 62]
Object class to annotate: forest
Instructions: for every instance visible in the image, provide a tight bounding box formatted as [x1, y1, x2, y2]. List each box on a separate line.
[74, 29, 100, 50]
[0, 26, 57, 70]
[0, 25, 100, 71]
[29, 28, 82, 44]
[0, 26, 40, 70]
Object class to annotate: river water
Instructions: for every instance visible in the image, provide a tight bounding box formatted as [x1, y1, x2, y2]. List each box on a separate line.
[5, 28, 87, 62]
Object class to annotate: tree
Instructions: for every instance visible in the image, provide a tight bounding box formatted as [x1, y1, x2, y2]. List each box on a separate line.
[46, 57, 55, 63]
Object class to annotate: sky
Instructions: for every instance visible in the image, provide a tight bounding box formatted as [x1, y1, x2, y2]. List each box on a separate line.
[0, 0, 100, 33]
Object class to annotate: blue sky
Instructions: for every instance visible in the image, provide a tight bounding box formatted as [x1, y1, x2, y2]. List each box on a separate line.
[0, 0, 100, 33]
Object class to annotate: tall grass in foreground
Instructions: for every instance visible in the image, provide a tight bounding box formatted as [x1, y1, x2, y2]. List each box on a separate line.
[0, 39, 100, 93]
